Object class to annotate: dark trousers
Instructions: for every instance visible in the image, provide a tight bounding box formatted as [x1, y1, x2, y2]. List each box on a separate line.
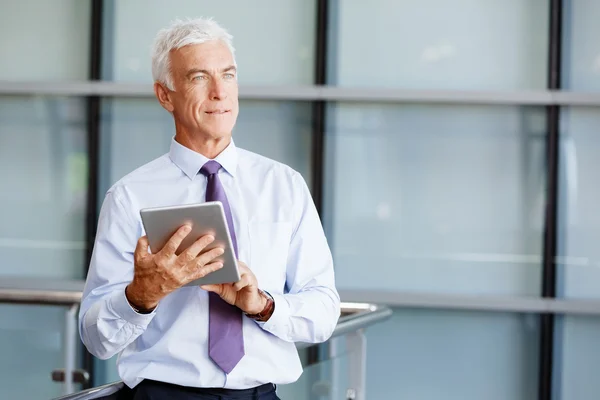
[132, 380, 280, 400]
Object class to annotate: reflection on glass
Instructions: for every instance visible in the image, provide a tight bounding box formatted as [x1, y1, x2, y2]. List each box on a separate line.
[324, 103, 546, 296]
[103, 0, 316, 85]
[0, 0, 90, 81]
[0, 96, 87, 279]
[557, 108, 600, 298]
[329, 0, 548, 90]
[363, 309, 539, 400]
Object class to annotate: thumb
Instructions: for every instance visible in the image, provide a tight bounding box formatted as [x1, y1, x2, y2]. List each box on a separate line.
[201, 284, 222, 294]
[135, 235, 150, 258]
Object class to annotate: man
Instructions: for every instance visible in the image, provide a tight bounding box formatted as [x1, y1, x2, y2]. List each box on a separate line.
[79, 17, 340, 400]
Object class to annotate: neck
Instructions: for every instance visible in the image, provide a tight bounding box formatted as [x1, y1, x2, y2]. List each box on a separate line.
[175, 129, 231, 159]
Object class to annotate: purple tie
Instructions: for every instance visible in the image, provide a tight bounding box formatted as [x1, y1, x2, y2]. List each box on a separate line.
[200, 160, 244, 374]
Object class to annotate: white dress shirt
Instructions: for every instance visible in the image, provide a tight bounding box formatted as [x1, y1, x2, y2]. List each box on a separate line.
[79, 138, 340, 389]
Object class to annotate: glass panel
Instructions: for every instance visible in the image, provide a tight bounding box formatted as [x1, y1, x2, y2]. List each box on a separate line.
[329, 0, 548, 90]
[557, 107, 600, 298]
[99, 99, 312, 195]
[277, 346, 353, 400]
[92, 354, 120, 388]
[324, 103, 546, 296]
[0, 0, 90, 80]
[554, 315, 600, 400]
[562, 0, 600, 91]
[235, 101, 313, 181]
[103, 0, 316, 85]
[0, 305, 82, 399]
[365, 309, 539, 400]
[0, 96, 88, 279]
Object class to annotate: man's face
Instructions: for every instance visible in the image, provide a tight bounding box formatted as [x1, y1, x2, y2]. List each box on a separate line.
[166, 40, 239, 140]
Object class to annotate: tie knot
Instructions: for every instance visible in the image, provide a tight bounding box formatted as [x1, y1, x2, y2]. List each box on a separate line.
[200, 160, 222, 176]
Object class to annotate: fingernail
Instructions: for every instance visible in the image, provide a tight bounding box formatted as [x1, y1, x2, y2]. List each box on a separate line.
[217, 248, 224, 255]
[183, 225, 192, 232]
[216, 262, 223, 268]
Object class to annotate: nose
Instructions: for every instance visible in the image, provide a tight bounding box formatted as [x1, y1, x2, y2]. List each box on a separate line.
[209, 79, 227, 101]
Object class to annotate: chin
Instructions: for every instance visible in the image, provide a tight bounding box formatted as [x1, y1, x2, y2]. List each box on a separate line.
[203, 128, 233, 140]
[204, 122, 235, 139]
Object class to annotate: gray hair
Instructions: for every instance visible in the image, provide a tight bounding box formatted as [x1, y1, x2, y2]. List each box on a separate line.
[151, 17, 236, 91]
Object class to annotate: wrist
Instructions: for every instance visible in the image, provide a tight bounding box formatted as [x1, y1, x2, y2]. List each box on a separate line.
[252, 293, 268, 314]
[125, 284, 157, 314]
[245, 290, 274, 322]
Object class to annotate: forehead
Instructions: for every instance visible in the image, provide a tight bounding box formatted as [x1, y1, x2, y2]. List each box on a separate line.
[170, 41, 235, 72]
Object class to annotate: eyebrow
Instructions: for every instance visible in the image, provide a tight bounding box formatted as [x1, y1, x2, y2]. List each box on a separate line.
[186, 65, 237, 78]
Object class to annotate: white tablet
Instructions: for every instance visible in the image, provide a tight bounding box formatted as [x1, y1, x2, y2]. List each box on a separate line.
[139, 202, 240, 286]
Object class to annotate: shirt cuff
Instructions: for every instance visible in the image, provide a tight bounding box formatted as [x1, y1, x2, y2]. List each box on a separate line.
[109, 289, 157, 327]
[256, 292, 290, 334]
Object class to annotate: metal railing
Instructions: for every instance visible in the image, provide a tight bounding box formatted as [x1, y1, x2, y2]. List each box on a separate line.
[0, 278, 88, 395]
[0, 278, 392, 399]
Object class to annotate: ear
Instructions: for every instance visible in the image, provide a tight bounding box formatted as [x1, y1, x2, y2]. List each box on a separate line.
[154, 82, 175, 113]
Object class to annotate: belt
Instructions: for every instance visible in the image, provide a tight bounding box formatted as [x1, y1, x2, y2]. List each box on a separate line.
[141, 379, 276, 397]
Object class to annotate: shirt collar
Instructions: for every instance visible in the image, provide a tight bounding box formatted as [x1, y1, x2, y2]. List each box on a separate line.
[169, 137, 238, 180]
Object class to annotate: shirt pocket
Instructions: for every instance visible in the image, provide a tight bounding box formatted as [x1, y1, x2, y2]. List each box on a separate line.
[248, 221, 293, 294]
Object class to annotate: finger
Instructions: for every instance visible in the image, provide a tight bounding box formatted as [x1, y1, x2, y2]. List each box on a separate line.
[134, 236, 150, 259]
[232, 273, 250, 292]
[177, 234, 215, 265]
[191, 260, 224, 281]
[192, 247, 225, 270]
[159, 224, 192, 257]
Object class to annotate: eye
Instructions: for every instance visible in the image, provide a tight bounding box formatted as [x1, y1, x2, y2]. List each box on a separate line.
[224, 73, 235, 79]
[193, 75, 207, 81]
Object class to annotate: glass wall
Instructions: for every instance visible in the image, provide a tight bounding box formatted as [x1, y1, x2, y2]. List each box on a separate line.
[103, 0, 316, 85]
[0, 305, 81, 399]
[0, 1, 90, 396]
[323, 1, 549, 398]
[328, 0, 548, 90]
[0, 96, 88, 279]
[365, 309, 539, 399]
[553, 3, 600, 398]
[554, 315, 600, 399]
[99, 99, 313, 195]
[556, 107, 600, 299]
[0, 0, 90, 279]
[324, 103, 546, 296]
[0, 0, 90, 81]
[561, 0, 600, 91]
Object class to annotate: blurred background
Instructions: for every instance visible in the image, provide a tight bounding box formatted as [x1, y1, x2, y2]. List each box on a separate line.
[2, 0, 600, 399]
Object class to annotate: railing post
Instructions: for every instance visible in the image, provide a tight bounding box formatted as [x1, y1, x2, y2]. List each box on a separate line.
[63, 304, 78, 395]
[346, 329, 367, 400]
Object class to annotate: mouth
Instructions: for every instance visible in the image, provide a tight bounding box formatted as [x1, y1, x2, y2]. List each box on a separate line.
[204, 110, 230, 115]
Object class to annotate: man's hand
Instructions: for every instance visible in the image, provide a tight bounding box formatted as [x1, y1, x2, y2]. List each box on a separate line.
[126, 225, 225, 311]
[201, 261, 267, 315]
